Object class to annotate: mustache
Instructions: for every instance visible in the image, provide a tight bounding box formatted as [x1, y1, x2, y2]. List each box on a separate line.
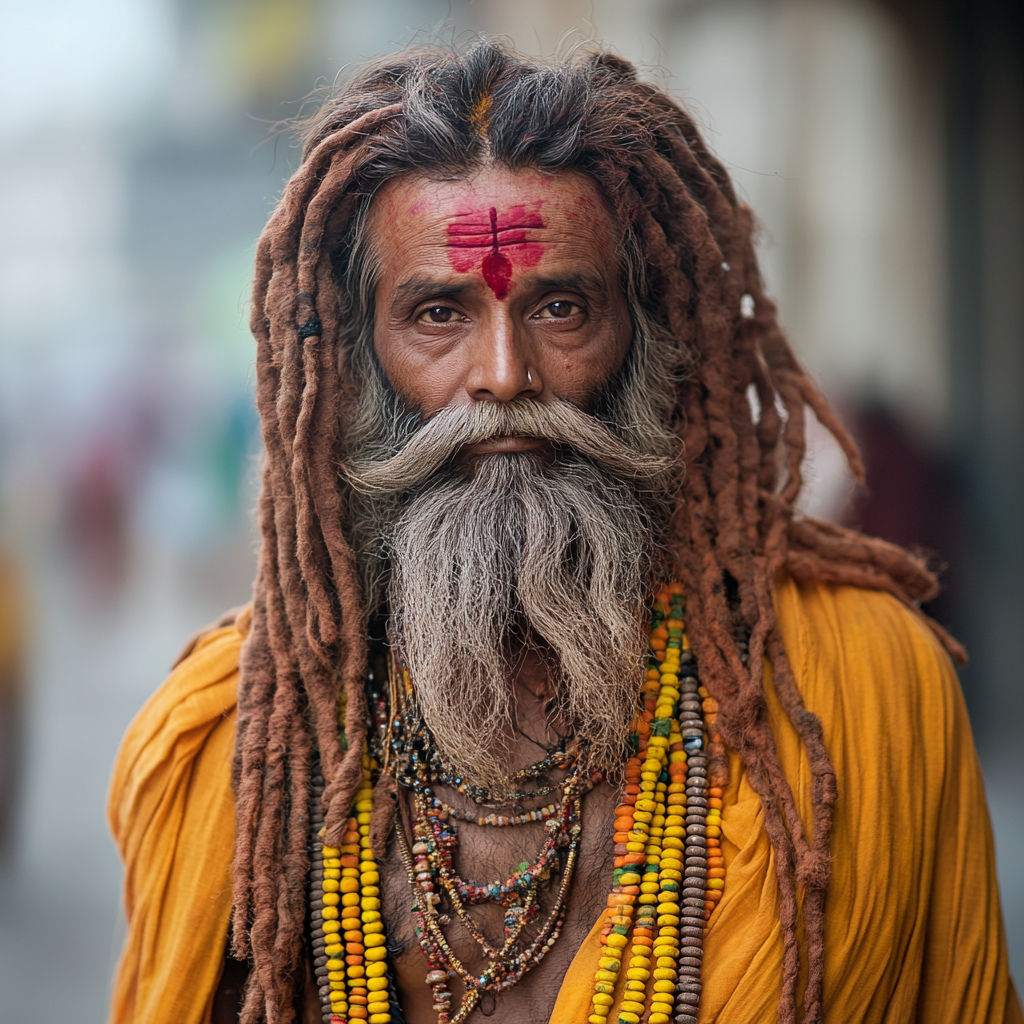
[345, 398, 675, 495]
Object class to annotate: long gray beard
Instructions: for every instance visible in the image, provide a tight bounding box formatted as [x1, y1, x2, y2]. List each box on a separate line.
[346, 399, 676, 790]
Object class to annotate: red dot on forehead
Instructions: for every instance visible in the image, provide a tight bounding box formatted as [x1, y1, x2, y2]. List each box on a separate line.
[446, 202, 546, 299]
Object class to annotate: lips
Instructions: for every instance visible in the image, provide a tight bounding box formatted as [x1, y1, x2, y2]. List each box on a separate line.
[463, 434, 549, 455]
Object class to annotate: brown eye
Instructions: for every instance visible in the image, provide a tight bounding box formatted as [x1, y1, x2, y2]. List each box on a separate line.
[536, 300, 582, 320]
[423, 306, 454, 323]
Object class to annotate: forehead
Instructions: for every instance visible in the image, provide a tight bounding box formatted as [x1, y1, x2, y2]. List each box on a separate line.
[366, 166, 621, 285]
[371, 165, 612, 217]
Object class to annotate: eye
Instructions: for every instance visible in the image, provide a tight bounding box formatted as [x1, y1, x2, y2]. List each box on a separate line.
[535, 300, 583, 320]
[418, 306, 459, 324]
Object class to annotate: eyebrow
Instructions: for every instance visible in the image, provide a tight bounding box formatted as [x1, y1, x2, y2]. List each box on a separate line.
[532, 271, 608, 294]
[391, 277, 470, 314]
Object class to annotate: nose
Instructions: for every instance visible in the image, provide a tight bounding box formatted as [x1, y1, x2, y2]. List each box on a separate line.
[465, 313, 542, 403]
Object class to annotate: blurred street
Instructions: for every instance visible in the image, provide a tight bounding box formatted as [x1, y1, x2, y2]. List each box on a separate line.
[0, 539, 253, 1020]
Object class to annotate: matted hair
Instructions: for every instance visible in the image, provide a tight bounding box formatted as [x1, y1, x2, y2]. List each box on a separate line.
[232, 40, 959, 1024]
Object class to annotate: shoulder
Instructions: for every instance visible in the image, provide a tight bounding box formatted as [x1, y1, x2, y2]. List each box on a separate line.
[107, 604, 251, 851]
[128, 603, 250, 750]
[773, 572, 957, 700]
[171, 603, 252, 670]
[107, 609, 248, 1022]
[771, 573, 967, 790]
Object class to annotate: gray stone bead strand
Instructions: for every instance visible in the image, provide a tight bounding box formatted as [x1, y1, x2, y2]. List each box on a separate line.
[308, 773, 336, 1024]
[674, 748, 710, 1024]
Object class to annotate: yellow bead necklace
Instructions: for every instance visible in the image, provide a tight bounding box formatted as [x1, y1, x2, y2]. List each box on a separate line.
[310, 752, 394, 1024]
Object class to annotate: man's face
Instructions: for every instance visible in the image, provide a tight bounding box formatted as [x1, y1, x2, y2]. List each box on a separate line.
[367, 165, 633, 440]
[351, 167, 669, 787]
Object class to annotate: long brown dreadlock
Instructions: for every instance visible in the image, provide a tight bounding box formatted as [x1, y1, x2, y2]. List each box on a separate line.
[231, 42, 963, 1024]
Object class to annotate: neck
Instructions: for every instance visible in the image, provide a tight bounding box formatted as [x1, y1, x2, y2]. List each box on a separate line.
[508, 644, 567, 765]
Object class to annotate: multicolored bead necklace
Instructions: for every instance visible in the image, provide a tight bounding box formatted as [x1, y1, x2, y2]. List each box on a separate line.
[383, 649, 602, 1023]
[382, 665, 579, 807]
[587, 582, 724, 1024]
[308, 582, 724, 1024]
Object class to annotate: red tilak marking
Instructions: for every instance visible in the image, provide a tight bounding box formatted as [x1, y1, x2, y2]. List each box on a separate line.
[446, 204, 545, 300]
[481, 207, 512, 300]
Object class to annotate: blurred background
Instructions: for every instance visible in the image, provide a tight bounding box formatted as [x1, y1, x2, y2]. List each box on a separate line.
[0, 0, 1020, 1019]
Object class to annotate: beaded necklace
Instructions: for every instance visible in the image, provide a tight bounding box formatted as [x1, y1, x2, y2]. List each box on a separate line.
[384, 649, 601, 1023]
[586, 582, 724, 1024]
[308, 582, 724, 1024]
[309, 754, 395, 1024]
[381, 655, 580, 808]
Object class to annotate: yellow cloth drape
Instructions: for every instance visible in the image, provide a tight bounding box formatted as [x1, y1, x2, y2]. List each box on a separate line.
[108, 618, 243, 1024]
[109, 580, 1019, 1023]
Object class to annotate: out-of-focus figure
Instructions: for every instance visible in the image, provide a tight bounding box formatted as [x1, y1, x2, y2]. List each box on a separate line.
[0, 550, 25, 858]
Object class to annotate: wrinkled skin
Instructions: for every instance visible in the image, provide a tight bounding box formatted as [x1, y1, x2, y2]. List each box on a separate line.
[370, 165, 633, 452]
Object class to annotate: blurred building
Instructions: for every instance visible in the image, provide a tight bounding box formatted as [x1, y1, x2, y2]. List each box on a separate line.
[0, 0, 1020, 1020]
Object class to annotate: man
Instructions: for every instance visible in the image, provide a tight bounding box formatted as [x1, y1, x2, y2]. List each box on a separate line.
[107, 43, 1019, 1024]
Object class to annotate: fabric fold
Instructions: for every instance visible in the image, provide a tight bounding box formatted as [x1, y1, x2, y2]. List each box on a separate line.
[108, 620, 244, 1024]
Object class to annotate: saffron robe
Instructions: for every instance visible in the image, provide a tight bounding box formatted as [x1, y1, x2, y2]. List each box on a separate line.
[107, 578, 1021, 1023]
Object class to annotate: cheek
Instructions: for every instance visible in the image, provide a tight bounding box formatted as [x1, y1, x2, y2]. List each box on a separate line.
[373, 326, 465, 414]
[543, 328, 631, 404]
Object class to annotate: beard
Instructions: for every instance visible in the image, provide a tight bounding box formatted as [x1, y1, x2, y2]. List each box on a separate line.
[346, 380, 677, 791]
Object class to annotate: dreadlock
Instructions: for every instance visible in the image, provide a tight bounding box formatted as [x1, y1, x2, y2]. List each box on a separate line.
[232, 41, 963, 1024]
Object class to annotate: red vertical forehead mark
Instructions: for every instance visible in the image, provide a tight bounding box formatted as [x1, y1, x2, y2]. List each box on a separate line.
[481, 208, 512, 300]
[446, 203, 545, 300]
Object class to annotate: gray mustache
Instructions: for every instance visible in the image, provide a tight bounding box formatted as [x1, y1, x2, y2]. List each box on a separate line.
[345, 399, 675, 495]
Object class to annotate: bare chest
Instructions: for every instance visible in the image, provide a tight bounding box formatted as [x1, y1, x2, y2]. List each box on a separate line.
[379, 781, 618, 1024]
